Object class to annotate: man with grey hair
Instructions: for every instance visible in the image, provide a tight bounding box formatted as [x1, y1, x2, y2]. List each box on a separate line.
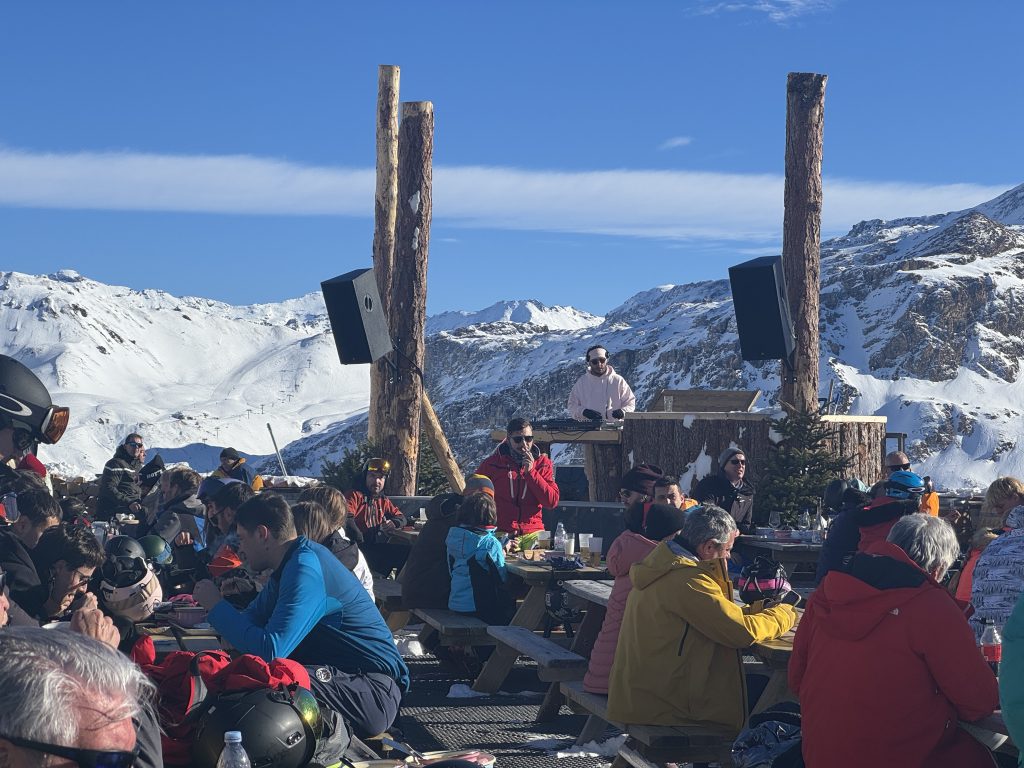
[607, 504, 796, 732]
[0, 626, 156, 767]
[791, 514, 998, 767]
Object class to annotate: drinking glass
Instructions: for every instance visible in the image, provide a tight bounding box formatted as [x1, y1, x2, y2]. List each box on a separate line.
[768, 510, 782, 536]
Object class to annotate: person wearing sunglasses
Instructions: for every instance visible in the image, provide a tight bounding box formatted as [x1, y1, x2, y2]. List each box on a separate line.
[0, 354, 69, 470]
[475, 417, 560, 548]
[568, 345, 636, 422]
[95, 434, 146, 522]
[344, 457, 408, 577]
[692, 447, 756, 534]
[0, 626, 153, 768]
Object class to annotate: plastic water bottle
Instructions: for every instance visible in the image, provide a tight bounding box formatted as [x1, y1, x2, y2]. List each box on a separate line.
[553, 523, 567, 552]
[980, 619, 1002, 676]
[217, 731, 251, 768]
[810, 514, 825, 544]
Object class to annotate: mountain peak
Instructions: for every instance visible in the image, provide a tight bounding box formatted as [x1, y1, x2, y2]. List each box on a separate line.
[426, 299, 602, 335]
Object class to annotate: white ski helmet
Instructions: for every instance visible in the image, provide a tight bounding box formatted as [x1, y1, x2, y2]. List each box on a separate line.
[99, 564, 163, 622]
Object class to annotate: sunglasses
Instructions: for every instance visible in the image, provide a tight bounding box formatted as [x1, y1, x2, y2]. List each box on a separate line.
[2, 401, 70, 446]
[588, 357, 607, 364]
[888, 463, 911, 471]
[729, 459, 747, 466]
[619, 488, 646, 500]
[510, 435, 534, 444]
[0, 734, 137, 768]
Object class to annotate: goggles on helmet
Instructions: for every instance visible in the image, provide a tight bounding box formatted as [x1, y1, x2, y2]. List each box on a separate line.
[365, 458, 390, 474]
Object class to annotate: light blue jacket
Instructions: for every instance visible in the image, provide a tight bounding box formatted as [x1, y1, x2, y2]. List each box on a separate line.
[445, 526, 506, 613]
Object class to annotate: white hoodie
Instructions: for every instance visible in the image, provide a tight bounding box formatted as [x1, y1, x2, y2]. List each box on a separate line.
[568, 365, 636, 420]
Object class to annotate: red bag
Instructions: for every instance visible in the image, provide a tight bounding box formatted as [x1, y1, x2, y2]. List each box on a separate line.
[131, 637, 310, 765]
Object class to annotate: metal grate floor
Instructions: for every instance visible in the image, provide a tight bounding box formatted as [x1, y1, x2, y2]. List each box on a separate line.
[393, 652, 622, 767]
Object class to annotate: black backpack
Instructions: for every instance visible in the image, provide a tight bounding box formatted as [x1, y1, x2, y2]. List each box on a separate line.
[468, 555, 516, 626]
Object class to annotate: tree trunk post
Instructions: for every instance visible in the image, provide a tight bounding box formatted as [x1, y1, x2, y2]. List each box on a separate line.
[780, 72, 827, 414]
[384, 101, 433, 496]
[420, 391, 465, 494]
[368, 64, 400, 445]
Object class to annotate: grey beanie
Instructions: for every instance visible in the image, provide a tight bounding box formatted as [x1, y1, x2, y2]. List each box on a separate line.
[718, 447, 746, 469]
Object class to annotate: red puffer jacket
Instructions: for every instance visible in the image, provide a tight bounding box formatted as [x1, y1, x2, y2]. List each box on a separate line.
[475, 442, 560, 535]
[583, 530, 657, 693]
[790, 541, 998, 768]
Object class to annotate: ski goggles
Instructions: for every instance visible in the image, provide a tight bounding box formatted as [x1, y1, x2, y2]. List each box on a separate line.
[365, 458, 391, 474]
[0, 400, 70, 445]
[0, 735, 137, 768]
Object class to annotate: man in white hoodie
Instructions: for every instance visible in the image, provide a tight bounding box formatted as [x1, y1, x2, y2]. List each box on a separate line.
[568, 345, 636, 421]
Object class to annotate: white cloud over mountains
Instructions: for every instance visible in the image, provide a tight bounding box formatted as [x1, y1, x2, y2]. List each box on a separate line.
[0, 146, 1010, 245]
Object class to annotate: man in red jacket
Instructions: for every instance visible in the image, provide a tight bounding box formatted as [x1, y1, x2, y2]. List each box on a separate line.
[791, 514, 998, 768]
[476, 417, 559, 546]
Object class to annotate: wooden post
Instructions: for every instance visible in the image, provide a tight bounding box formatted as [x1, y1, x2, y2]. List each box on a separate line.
[780, 72, 827, 414]
[368, 65, 401, 445]
[420, 391, 466, 494]
[382, 101, 433, 496]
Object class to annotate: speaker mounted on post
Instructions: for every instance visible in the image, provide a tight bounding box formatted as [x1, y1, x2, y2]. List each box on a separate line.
[320, 268, 394, 364]
[728, 256, 796, 368]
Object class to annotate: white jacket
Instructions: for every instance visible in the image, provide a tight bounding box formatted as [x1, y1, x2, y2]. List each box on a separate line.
[568, 365, 636, 419]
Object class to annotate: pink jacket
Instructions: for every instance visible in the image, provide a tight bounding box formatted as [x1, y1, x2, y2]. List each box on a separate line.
[567, 365, 636, 420]
[583, 530, 658, 694]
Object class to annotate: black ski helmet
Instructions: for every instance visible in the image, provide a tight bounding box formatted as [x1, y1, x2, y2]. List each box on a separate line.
[0, 354, 69, 445]
[101, 536, 149, 588]
[192, 686, 322, 768]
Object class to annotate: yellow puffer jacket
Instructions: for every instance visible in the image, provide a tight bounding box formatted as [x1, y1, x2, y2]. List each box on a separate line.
[607, 540, 796, 732]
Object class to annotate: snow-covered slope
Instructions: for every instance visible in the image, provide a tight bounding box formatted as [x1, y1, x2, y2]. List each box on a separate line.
[8, 182, 1024, 492]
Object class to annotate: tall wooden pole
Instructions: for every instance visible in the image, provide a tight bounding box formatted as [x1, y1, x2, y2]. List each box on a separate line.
[420, 392, 466, 494]
[780, 72, 827, 414]
[368, 65, 400, 445]
[383, 101, 433, 496]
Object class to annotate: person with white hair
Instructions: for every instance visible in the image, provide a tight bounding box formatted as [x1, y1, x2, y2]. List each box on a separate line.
[607, 504, 796, 732]
[0, 625, 156, 768]
[791, 514, 998, 768]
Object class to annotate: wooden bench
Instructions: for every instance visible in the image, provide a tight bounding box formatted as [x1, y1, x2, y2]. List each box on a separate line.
[373, 578, 410, 632]
[486, 625, 588, 682]
[411, 608, 495, 647]
[560, 681, 736, 766]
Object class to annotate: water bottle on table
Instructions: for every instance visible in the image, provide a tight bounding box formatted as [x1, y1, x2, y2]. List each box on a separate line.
[217, 731, 251, 768]
[553, 522, 567, 553]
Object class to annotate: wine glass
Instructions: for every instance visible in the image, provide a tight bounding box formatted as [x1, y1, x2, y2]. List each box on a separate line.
[768, 510, 782, 537]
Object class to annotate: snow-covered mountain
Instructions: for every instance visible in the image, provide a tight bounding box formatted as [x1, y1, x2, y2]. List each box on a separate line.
[8, 182, 1024, 492]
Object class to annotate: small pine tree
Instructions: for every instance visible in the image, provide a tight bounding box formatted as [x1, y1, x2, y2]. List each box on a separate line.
[319, 435, 454, 497]
[756, 409, 853, 527]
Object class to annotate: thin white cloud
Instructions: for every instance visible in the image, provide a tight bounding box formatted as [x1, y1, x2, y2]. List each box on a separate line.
[0, 146, 1012, 246]
[697, 0, 835, 22]
[659, 136, 693, 150]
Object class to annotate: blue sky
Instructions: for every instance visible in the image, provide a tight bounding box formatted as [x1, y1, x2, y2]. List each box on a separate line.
[0, 1, 1020, 316]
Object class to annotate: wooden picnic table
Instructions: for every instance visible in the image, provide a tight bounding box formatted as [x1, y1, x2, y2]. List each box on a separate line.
[471, 558, 610, 694]
[382, 525, 421, 545]
[736, 535, 822, 569]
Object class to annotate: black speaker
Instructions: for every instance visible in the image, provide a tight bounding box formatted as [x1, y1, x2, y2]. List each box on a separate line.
[728, 256, 796, 364]
[320, 268, 393, 364]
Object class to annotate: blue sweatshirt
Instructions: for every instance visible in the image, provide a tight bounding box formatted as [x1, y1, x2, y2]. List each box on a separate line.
[209, 537, 409, 691]
[445, 526, 506, 613]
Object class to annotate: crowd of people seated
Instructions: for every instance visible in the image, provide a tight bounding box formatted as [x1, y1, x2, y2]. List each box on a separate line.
[5, 344, 1024, 767]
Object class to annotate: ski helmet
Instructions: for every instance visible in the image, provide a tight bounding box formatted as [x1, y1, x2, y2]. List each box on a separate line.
[101, 536, 149, 588]
[885, 470, 926, 500]
[99, 565, 163, 622]
[0, 354, 69, 445]
[192, 686, 322, 768]
[139, 534, 174, 566]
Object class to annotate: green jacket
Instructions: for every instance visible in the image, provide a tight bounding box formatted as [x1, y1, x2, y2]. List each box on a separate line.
[607, 540, 796, 731]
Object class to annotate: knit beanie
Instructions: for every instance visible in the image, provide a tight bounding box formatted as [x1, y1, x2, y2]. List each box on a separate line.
[718, 447, 746, 470]
[465, 474, 495, 498]
[220, 447, 241, 462]
[643, 503, 690, 541]
[620, 463, 664, 496]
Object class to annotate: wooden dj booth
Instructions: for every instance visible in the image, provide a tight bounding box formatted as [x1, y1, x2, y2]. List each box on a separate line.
[492, 389, 887, 502]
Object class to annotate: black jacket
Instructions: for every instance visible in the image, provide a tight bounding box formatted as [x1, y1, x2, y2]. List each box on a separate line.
[96, 445, 142, 520]
[692, 473, 756, 532]
[0, 529, 44, 625]
[399, 492, 461, 609]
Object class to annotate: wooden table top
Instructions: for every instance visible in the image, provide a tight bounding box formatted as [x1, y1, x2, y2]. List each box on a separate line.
[383, 526, 421, 544]
[738, 536, 822, 552]
[505, 559, 611, 584]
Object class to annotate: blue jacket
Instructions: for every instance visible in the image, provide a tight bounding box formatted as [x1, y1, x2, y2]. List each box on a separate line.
[209, 537, 409, 691]
[445, 526, 505, 613]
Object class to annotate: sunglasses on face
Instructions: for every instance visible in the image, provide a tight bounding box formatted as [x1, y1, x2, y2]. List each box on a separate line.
[729, 459, 747, 466]
[888, 463, 911, 471]
[126, 442, 144, 449]
[0, 734, 137, 768]
[510, 435, 534, 444]
[588, 357, 607, 365]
